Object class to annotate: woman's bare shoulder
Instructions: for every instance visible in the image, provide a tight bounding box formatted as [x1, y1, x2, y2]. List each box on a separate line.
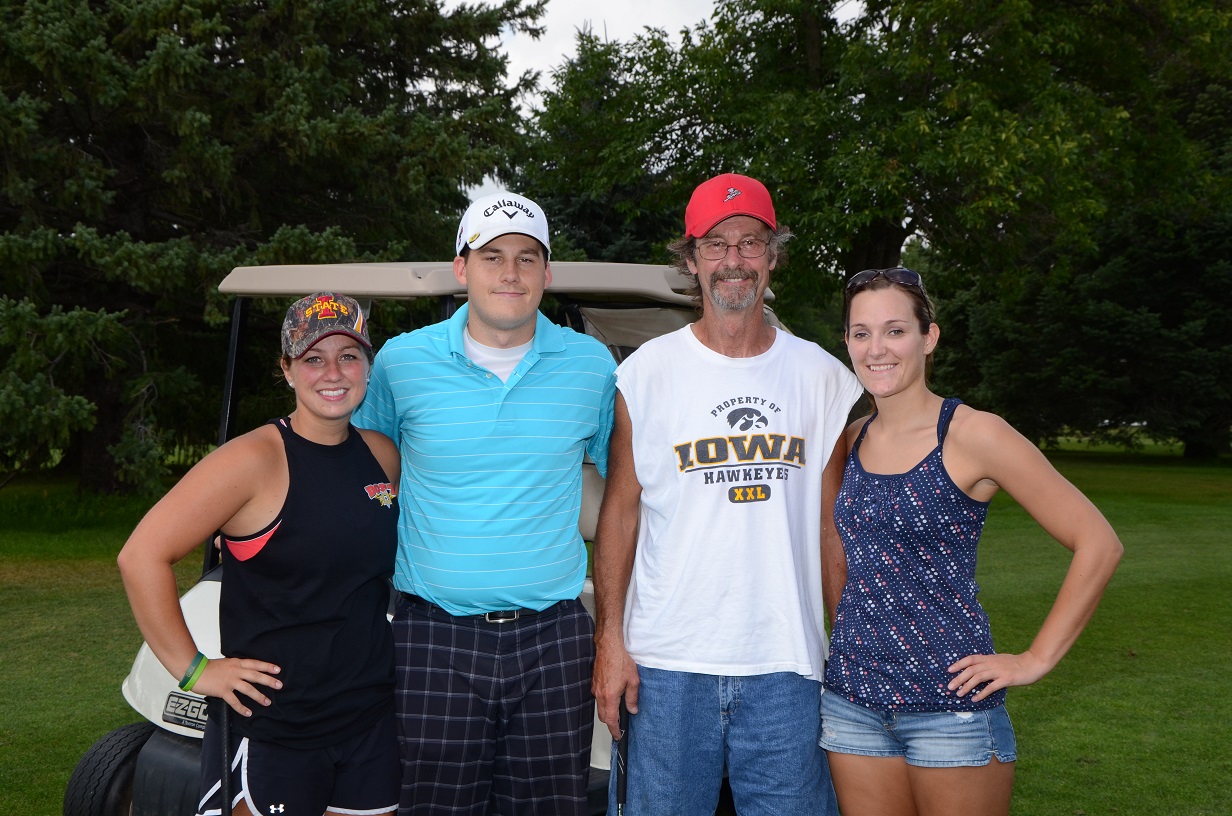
[843, 414, 873, 449]
[947, 404, 1044, 470]
[204, 423, 283, 470]
[356, 427, 400, 484]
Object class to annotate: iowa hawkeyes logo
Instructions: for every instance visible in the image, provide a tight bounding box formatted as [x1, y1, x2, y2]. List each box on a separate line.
[727, 408, 768, 431]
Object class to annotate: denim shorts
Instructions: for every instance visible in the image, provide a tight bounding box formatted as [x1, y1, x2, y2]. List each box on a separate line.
[819, 690, 1017, 768]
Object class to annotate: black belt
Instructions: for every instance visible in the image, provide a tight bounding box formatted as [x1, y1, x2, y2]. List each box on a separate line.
[398, 591, 546, 624]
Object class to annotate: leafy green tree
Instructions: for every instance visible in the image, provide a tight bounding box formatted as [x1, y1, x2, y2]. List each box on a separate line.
[0, 298, 117, 487]
[513, 28, 701, 265]
[520, 1, 1141, 288]
[936, 72, 1232, 458]
[519, 0, 1231, 454]
[1, 0, 543, 490]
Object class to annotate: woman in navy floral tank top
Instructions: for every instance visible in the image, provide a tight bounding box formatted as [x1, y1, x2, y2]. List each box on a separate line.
[819, 269, 1123, 816]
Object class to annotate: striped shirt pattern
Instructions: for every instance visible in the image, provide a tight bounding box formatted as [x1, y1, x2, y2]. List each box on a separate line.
[354, 305, 616, 615]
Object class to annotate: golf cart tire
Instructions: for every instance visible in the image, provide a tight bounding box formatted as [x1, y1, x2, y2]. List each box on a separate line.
[131, 728, 203, 816]
[63, 721, 155, 816]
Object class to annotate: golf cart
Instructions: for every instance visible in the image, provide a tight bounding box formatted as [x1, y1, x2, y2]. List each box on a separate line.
[65, 260, 785, 816]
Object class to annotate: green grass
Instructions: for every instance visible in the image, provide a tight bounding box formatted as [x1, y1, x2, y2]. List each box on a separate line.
[2, 454, 1229, 815]
[0, 476, 200, 816]
[1050, 433, 1186, 458]
[984, 452, 1232, 816]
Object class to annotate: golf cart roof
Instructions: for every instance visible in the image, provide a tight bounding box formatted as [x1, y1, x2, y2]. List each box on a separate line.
[218, 260, 774, 305]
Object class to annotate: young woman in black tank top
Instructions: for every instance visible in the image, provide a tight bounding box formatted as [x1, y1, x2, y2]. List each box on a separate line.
[119, 293, 401, 816]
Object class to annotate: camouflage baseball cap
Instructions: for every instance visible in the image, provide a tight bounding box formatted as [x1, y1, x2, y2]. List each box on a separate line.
[281, 292, 371, 359]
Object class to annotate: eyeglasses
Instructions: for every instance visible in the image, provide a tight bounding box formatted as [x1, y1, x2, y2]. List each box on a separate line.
[696, 237, 770, 261]
[845, 267, 924, 290]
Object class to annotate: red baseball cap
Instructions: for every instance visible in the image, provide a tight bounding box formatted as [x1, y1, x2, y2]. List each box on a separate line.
[684, 173, 777, 238]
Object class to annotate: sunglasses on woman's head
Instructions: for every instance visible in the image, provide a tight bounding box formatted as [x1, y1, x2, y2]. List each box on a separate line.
[845, 267, 924, 290]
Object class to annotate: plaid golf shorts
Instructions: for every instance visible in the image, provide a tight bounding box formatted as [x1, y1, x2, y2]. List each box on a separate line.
[391, 594, 595, 815]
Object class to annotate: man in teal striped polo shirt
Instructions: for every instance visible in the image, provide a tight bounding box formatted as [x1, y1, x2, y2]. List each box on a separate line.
[354, 191, 616, 815]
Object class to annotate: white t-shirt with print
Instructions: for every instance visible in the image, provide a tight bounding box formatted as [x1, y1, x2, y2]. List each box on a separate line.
[618, 325, 863, 680]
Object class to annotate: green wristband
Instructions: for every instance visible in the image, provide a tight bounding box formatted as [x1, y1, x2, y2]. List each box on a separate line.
[178, 652, 206, 691]
[183, 655, 209, 692]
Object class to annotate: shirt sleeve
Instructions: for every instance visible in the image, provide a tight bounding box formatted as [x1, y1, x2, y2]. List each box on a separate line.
[819, 356, 864, 458]
[586, 363, 618, 478]
[837, 362, 864, 422]
[353, 347, 398, 440]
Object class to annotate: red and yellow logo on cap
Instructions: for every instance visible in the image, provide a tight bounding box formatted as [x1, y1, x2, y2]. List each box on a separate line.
[305, 295, 364, 334]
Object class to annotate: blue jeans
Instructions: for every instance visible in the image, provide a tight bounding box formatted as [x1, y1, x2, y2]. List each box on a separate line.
[609, 666, 839, 816]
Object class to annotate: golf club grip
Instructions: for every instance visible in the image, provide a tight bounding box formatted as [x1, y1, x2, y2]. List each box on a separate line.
[219, 701, 232, 816]
[617, 697, 629, 813]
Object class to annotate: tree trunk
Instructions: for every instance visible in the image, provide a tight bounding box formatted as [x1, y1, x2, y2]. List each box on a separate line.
[77, 379, 127, 494]
[840, 217, 911, 278]
[1181, 423, 1231, 460]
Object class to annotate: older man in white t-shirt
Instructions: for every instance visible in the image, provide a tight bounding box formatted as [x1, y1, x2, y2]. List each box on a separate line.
[592, 173, 863, 816]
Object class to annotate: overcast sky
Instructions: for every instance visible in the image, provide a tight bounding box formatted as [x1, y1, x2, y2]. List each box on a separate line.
[472, 0, 863, 84]
[446, 0, 718, 90]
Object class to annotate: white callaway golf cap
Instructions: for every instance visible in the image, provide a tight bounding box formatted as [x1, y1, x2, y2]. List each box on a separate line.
[455, 192, 551, 258]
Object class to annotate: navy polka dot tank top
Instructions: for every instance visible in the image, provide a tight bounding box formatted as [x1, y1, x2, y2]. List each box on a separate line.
[824, 398, 1005, 711]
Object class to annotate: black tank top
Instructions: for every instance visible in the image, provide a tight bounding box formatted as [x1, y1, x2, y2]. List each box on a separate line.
[219, 418, 398, 746]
